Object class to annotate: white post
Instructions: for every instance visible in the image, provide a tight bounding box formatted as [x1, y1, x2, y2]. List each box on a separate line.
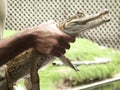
[0, 0, 7, 39]
[0, 1, 8, 89]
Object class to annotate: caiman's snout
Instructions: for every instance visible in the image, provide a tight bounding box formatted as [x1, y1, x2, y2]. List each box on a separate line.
[62, 9, 110, 37]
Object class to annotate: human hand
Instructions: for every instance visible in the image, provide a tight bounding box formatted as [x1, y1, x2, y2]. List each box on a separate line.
[28, 20, 75, 57]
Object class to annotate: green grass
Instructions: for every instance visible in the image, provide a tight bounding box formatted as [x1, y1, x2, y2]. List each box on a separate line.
[3, 29, 18, 38]
[3, 30, 120, 90]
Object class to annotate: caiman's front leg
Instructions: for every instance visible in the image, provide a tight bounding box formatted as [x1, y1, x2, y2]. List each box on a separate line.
[29, 51, 54, 90]
[0, 65, 9, 90]
[24, 75, 32, 90]
[30, 51, 41, 90]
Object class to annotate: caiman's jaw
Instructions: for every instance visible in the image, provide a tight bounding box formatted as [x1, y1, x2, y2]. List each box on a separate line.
[63, 9, 110, 37]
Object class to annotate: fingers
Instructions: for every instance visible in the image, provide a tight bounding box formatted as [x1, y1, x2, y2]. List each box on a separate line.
[51, 47, 66, 57]
[34, 36, 72, 56]
[57, 37, 70, 49]
[35, 43, 68, 57]
[60, 32, 75, 42]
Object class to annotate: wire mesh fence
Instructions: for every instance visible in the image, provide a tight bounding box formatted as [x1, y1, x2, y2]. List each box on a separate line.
[5, 0, 120, 50]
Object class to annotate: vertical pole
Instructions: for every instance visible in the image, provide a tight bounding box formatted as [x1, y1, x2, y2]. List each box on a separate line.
[0, 0, 7, 39]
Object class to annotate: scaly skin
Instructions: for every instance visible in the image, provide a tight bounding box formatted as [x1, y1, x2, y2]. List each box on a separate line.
[6, 49, 54, 86]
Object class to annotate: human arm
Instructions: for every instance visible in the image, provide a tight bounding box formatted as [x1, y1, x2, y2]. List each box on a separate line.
[0, 21, 75, 66]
